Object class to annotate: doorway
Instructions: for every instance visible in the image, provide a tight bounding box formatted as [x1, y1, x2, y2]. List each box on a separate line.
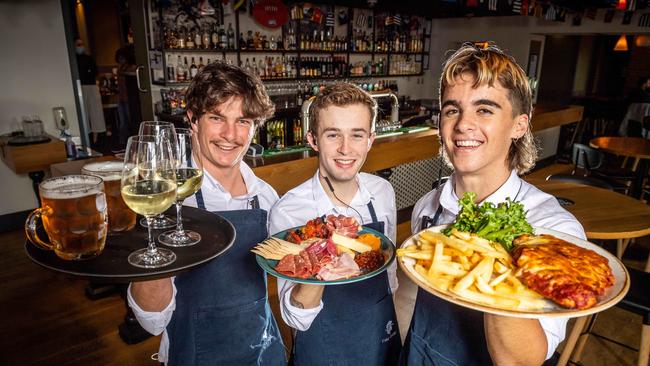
[61, 0, 154, 155]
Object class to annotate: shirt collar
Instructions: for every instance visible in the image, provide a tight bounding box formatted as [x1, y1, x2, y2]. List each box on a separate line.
[202, 162, 260, 200]
[311, 170, 373, 217]
[440, 170, 520, 215]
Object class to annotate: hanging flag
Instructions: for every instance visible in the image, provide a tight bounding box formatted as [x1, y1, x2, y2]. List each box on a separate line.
[639, 12, 650, 26]
[617, 0, 627, 10]
[325, 11, 335, 27]
[545, 5, 556, 20]
[512, 0, 522, 13]
[626, 0, 637, 10]
[488, 0, 497, 11]
[604, 9, 615, 23]
[572, 13, 582, 26]
[622, 10, 633, 24]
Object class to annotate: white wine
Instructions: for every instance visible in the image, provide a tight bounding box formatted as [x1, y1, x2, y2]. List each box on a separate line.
[175, 168, 204, 200]
[121, 180, 177, 216]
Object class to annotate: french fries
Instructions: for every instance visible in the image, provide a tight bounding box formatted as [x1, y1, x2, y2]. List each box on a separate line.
[397, 230, 548, 311]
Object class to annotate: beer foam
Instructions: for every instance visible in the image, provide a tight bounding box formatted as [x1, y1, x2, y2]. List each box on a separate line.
[82, 161, 124, 181]
[41, 175, 104, 199]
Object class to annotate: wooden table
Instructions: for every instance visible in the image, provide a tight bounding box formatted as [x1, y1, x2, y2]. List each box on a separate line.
[589, 136, 650, 199]
[529, 179, 650, 242]
[528, 179, 650, 366]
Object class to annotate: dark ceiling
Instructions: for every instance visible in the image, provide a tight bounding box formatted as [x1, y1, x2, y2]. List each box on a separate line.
[302, 0, 645, 18]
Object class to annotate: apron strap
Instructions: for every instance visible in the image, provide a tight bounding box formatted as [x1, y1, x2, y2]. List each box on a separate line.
[195, 188, 206, 210]
[366, 200, 379, 223]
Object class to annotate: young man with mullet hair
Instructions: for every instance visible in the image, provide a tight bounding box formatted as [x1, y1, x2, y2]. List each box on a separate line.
[401, 44, 586, 365]
[269, 83, 401, 365]
[128, 61, 286, 365]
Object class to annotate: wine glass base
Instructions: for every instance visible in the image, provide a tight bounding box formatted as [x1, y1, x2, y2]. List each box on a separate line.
[128, 247, 176, 268]
[158, 230, 201, 247]
[140, 216, 176, 230]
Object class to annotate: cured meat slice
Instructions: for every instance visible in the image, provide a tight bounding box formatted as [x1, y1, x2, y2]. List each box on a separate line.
[317, 253, 361, 281]
[325, 214, 360, 238]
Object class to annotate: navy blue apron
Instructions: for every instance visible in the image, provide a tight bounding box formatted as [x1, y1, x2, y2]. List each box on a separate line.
[292, 201, 402, 366]
[400, 203, 491, 366]
[166, 189, 285, 366]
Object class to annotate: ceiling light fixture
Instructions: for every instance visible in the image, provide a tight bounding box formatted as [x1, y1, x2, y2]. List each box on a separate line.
[614, 34, 628, 51]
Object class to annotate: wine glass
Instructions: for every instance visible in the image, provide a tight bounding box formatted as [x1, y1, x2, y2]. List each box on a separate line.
[158, 128, 204, 246]
[121, 135, 177, 268]
[138, 121, 178, 229]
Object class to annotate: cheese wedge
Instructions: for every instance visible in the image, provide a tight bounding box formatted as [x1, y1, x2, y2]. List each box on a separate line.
[336, 244, 356, 256]
[331, 232, 372, 253]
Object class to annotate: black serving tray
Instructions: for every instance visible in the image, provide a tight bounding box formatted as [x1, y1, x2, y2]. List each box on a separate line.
[25, 206, 235, 283]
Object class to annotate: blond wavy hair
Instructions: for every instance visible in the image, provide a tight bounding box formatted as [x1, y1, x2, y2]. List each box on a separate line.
[308, 82, 378, 135]
[439, 43, 538, 174]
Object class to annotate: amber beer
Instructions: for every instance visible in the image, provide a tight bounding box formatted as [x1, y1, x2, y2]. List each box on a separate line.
[82, 161, 137, 233]
[25, 175, 107, 260]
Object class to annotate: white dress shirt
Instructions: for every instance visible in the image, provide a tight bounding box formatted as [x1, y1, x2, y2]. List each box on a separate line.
[127, 162, 279, 364]
[269, 171, 398, 331]
[411, 170, 586, 361]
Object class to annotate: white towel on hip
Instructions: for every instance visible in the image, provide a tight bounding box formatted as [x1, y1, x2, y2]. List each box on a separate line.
[81, 84, 106, 133]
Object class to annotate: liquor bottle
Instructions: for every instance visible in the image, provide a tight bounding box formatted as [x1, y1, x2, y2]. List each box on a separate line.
[219, 25, 228, 49]
[178, 27, 186, 49]
[190, 57, 198, 78]
[246, 30, 254, 49]
[227, 23, 235, 49]
[166, 54, 175, 82]
[194, 29, 202, 50]
[269, 36, 277, 50]
[252, 57, 259, 76]
[198, 56, 205, 72]
[258, 58, 266, 78]
[211, 25, 219, 49]
[186, 30, 195, 49]
[202, 26, 210, 49]
[176, 55, 186, 82]
[244, 58, 252, 74]
[239, 32, 246, 50]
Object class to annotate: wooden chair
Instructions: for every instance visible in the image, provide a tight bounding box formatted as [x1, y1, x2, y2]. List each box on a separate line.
[559, 267, 650, 366]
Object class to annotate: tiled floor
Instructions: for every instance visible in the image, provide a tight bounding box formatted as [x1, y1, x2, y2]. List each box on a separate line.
[393, 162, 650, 365]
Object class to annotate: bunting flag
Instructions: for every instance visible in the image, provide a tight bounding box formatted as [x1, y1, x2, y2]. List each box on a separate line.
[325, 12, 335, 27]
[622, 10, 633, 24]
[604, 9, 615, 23]
[627, 0, 637, 11]
[572, 12, 582, 26]
[585, 8, 597, 20]
[545, 5, 556, 20]
[521, 0, 529, 15]
[512, 0, 522, 13]
[488, 0, 497, 11]
[639, 13, 650, 26]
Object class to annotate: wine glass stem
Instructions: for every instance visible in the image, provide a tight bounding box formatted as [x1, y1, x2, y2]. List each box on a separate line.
[145, 216, 158, 254]
[174, 201, 184, 233]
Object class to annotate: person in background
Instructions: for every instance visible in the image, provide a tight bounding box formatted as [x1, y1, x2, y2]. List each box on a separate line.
[114, 45, 136, 146]
[628, 76, 650, 104]
[75, 38, 106, 147]
[127, 61, 286, 365]
[401, 43, 586, 365]
[269, 83, 401, 365]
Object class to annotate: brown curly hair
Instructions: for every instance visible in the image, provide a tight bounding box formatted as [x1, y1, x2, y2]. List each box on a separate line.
[184, 61, 275, 126]
[439, 43, 538, 174]
[308, 82, 378, 136]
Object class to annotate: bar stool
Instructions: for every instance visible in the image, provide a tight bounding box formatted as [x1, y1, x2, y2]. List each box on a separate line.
[558, 267, 650, 366]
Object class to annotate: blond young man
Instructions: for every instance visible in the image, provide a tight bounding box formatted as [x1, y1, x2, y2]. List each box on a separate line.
[401, 44, 585, 365]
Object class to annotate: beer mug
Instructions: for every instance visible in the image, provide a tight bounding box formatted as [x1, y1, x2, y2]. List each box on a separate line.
[82, 161, 137, 233]
[25, 175, 108, 260]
